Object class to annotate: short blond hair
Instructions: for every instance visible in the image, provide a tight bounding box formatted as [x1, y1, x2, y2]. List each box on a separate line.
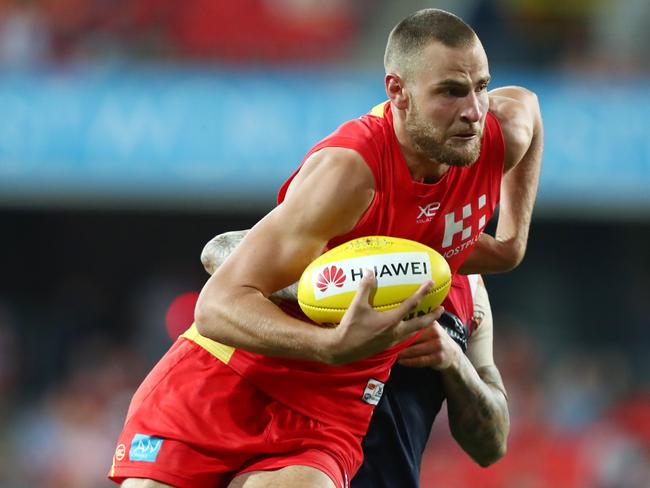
[384, 9, 478, 79]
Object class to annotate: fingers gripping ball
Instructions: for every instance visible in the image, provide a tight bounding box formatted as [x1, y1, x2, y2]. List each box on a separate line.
[298, 236, 451, 325]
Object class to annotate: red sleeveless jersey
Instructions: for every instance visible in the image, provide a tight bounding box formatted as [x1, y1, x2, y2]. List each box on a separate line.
[194, 102, 503, 436]
[280, 101, 505, 274]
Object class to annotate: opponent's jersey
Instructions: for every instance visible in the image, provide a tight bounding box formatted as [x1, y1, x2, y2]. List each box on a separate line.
[353, 274, 476, 488]
[279, 101, 505, 273]
[183, 102, 503, 437]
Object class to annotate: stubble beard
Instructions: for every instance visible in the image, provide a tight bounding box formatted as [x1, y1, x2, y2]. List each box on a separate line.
[405, 109, 483, 167]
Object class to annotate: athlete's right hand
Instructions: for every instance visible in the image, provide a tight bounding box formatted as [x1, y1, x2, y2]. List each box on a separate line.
[324, 269, 444, 365]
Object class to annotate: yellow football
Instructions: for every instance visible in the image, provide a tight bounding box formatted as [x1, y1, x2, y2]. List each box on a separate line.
[298, 236, 451, 325]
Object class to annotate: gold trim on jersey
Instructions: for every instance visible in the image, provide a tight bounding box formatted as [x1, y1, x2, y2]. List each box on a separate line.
[180, 323, 235, 364]
[368, 101, 387, 118]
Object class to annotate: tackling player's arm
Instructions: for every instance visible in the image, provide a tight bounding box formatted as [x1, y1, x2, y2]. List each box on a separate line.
[459, 86, 543, 275]
[194, 147, 442, 365]
[201, 229, 298, 302]
[200, 230, 247, 276]
[398, 277, 509, 467]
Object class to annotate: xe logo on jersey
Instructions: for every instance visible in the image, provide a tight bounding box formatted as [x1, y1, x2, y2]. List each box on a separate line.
[417, 201, 441, 222]
[129, 433, 164, 462]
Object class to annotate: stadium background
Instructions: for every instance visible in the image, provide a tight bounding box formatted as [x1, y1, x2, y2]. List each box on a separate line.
[1, 0, 649, 486]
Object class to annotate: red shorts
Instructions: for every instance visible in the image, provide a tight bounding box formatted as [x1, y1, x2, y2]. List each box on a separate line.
[108, 338, 362, 488]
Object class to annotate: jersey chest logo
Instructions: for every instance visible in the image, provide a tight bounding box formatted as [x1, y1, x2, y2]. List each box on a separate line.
[416, 201, 441, 223]
[440, 194, 489, 258]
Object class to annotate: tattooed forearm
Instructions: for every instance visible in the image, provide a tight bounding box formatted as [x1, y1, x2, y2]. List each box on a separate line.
[201, 230, 248, 275]
[272, 282, 299, 301]
[442, 362, 510, 467]
[201, 230, 299, 301]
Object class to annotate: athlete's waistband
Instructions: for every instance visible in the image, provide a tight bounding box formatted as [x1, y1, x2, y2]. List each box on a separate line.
[180, 324, 234, 364]
[180, 322, 419, 366]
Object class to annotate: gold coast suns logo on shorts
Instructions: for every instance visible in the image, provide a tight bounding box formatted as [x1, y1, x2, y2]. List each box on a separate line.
[114, 444, 126, 461]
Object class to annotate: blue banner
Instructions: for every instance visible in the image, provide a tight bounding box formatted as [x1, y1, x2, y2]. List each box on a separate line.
[1, 67, 648, 214]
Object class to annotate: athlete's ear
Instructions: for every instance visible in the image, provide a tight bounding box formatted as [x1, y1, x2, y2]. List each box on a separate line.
[385, 73, 408, 110]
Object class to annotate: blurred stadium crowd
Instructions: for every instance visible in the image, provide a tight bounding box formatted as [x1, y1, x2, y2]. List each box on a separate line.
[1, 1, 649, 487]
[0, 0, 649, 70]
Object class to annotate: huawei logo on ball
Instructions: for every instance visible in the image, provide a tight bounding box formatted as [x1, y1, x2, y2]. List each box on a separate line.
[316, 265, 346, 292]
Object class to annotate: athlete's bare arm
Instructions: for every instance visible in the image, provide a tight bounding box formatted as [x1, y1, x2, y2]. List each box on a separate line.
[398, 277, 509, 467]
[194, 147, 442, 365]
[459, 86, 543, 275]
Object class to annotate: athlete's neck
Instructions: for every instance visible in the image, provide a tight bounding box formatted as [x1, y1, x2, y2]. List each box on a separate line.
[392, 114, 449, 184]
[400, 141, 449, 184]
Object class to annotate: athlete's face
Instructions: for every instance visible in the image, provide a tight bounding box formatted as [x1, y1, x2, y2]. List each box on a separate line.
[404, 39, 490, 167]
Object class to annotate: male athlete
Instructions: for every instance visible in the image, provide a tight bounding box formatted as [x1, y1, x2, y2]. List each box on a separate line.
[111, 8, 542, 488]
[201, 231, 503, 488]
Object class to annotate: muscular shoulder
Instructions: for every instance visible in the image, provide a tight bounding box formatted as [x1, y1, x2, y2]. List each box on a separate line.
[285, 147, 374, 198]
[326, 110, 388, 147]
[488, 86, 540, 172]
[282, 146, 375, 237]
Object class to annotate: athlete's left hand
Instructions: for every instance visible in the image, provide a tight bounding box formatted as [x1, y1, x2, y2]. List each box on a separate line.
[397, 321, 462, 370]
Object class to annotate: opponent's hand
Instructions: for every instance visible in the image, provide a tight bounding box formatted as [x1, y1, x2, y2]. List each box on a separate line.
[326, 269, 444, 365]
[397, 320, 462, 370]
